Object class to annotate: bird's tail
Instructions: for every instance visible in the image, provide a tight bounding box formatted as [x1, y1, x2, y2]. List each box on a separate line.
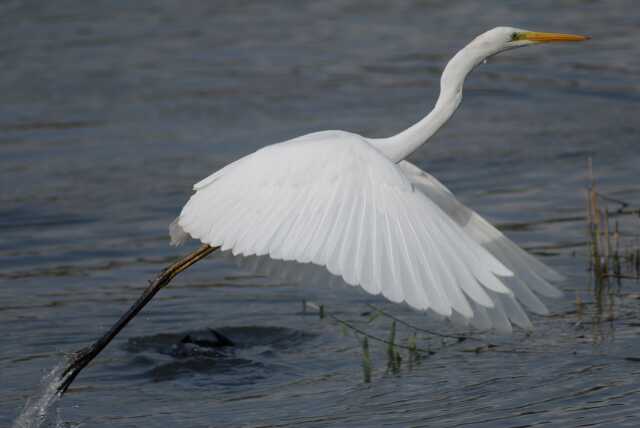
[169, 217, 189, 246]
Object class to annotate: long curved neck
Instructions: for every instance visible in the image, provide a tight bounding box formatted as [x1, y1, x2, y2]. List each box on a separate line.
[369, 42, 488, 162]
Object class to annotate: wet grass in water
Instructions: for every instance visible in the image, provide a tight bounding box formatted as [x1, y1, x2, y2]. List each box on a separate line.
[586, 158, 640, 283]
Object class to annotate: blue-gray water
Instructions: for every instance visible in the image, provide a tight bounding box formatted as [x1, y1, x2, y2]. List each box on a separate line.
[2, 1, 640, 426]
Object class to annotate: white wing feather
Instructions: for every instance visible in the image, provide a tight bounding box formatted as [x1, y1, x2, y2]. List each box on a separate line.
[172, 131, 561, 332]
[397, 160, 564, 327]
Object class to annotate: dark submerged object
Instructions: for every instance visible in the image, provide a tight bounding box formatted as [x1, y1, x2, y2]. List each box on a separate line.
[181, 328, 235, 348]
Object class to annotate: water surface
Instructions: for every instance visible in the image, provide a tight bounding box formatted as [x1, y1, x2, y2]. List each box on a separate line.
[2, 1, 640, 427]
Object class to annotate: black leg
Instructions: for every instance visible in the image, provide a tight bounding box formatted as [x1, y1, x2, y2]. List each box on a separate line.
[57, 244, 219, 395]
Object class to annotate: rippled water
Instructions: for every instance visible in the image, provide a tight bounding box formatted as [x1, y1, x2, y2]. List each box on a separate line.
[2, 1, 640, 426]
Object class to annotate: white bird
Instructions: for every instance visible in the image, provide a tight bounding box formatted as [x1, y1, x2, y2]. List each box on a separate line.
[170, 27, 589, 331]
[57, 27, 589, 394]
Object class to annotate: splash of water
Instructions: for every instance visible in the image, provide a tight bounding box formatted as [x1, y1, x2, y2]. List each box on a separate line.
[13, 360, 69, 428]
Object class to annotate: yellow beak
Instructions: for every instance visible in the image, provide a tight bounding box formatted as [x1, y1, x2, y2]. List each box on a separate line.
[522, 31, 591, 43]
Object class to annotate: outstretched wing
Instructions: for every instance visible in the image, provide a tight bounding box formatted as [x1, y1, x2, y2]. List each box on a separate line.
[398, 161, 564, 328]
[173, 131, 529, 330]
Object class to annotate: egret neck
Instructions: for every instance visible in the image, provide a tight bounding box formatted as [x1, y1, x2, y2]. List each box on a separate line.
[369, 40, 494, 163]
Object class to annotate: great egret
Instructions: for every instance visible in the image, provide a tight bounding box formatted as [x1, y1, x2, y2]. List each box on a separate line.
[56, 27, 589, 394]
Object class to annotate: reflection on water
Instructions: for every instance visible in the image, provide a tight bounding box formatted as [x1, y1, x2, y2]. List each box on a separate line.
[2, 0, 640, 427]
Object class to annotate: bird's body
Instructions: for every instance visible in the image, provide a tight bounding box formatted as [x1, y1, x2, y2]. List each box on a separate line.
[55, 26, 589, 395]
[170, 27, 587, 333]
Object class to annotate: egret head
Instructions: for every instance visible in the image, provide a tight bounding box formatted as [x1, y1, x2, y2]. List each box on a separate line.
[438, 26, 590, 97]
[470, 26, 590, 57]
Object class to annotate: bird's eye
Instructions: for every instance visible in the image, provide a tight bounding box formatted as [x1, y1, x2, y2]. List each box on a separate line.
[510, 32, 519, 41]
